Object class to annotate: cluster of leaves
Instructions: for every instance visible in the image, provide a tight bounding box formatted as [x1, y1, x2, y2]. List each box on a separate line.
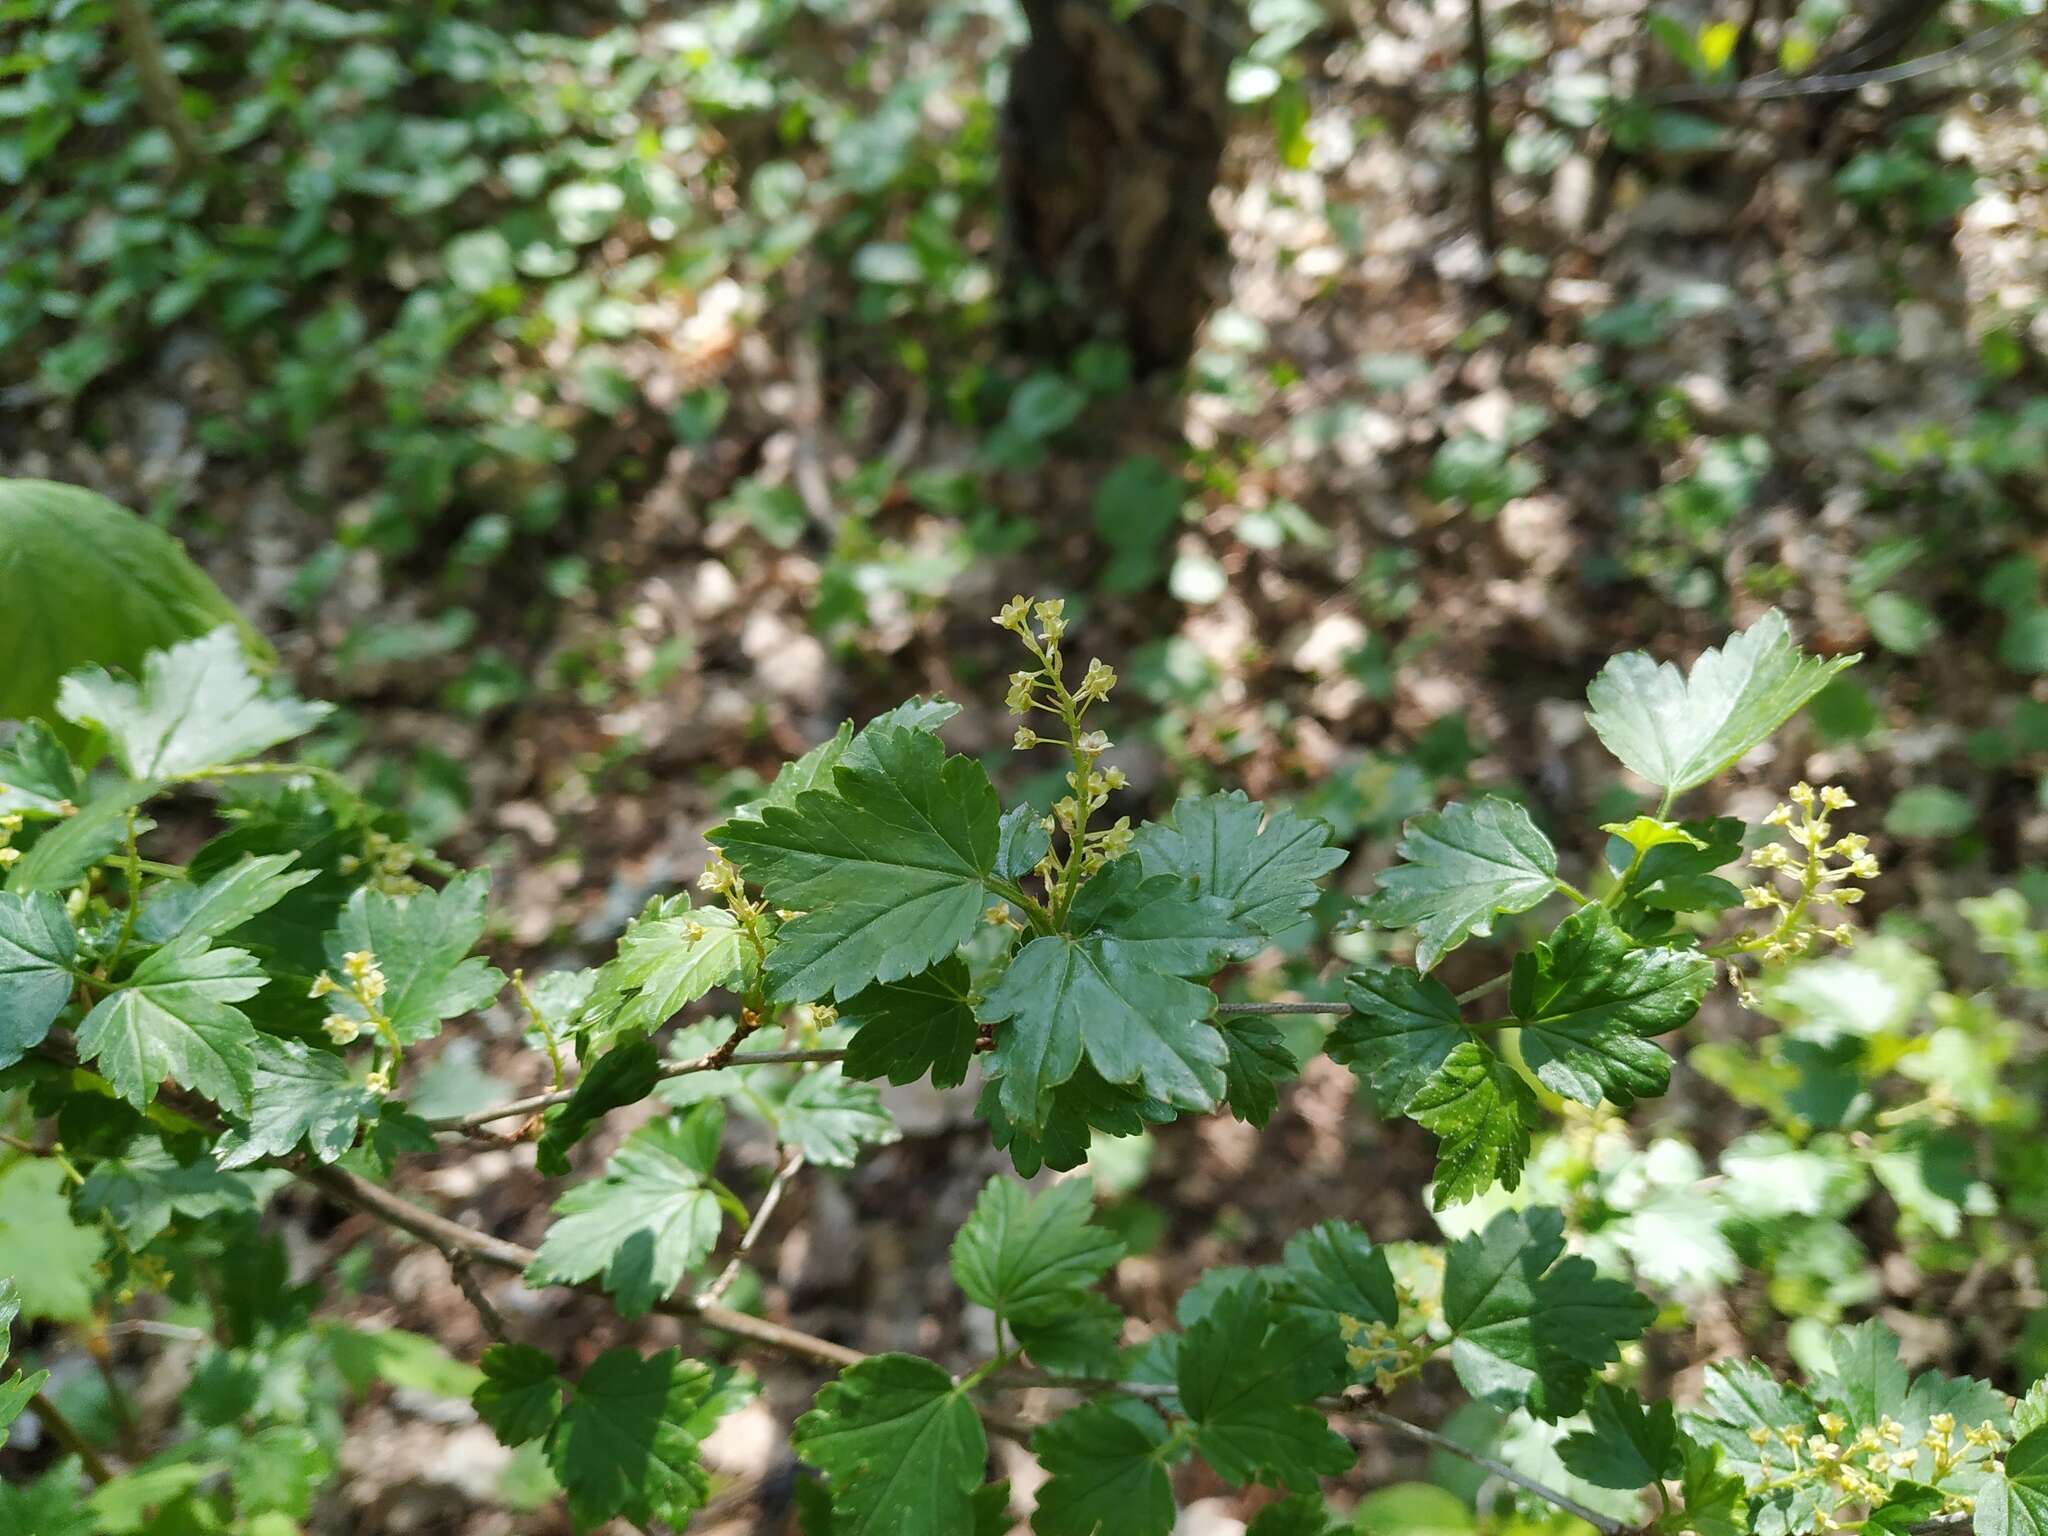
[13, 594, 2030, 1536]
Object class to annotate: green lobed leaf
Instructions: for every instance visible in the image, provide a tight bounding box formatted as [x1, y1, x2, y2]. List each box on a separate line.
[76, 936, 266, 1113]
[0, 721, 81, 817]
[0, 1462, 97, 1536]
[326, 870, 505, 1045]
[1560, 1384, 1686, 1489]
[0, 1158, 105, 1322]
[1584, 609, 1858, 795]
[980, 858, 1245, 1128]
[577, 894, 744, 1052]
[840, 956, 980, 1089]
[546, 1347, 738, 1530]
[0, 480, 263, 733]
[57, 626, 330, 778]
[1669, 1437, 1747, 1536]
[214, 1034, 381, 1168]
[1409, 1040, 1538, 1208]
[1363, 797, 1559, 972]
[76, 1139, 270, 1243]
[1441, 1207, 1655, 1420]
[1333, 966, 1468, 1116]
[996, 803, 1052, 883]
[1274, 1220, 1400, 1337]
[527, 1104, 729, 1317]
[711, 724, 1003, 1003]
[1219, 1014, 1300, 1127]
[1979, 1427, 2048, 1536]
[766, 1067, 899, 1166]
[0, 889, 76, 1069]
[949, 1176, 1123, 1327]
[135, 853, 320, 948]
[5, 785, 147, 895]
[0, 1279, 49, 1435]
[1508, 906, 1714, 1108]
[1135, 790, 1347, 937]
[1031, 1398, 1177, 1536]
[473, 1342, 565, 1447]
[1247, 1495, 1344, 1536]
[793, 1353, 989, 1536]
[1177, 1274, 1353, 1492]
[535, 1033, 660, 1178]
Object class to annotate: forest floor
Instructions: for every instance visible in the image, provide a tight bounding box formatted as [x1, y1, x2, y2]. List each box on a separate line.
[7, 0, 2047, 1530]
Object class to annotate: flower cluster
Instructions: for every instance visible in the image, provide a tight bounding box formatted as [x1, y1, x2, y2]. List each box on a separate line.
[1744, 1411, 1999, 1527]
[1336, 1313, 1436, 1388]
[0, 812, 21, 870]
[996, 595, 1134, 890]
[339, 829, 423, 895]
[311, 948, 394, 1091]
[1725, 783, 1877, 1002]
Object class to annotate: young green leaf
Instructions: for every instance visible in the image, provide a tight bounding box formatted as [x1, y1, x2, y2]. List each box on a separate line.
[1508, 907, 1714, 1108]
[1559, 1384, 1686, 1489]
[1668, 1437, 1747, 1536]
[1584, 609, 1858, 795]
[1363, 798, 1559, 972]
[136, 853, 319, 947]
[0, 1159, 105, 1322]
[1246, 1495, 1344, 1536]
[76, 1140, 267, 1243]
[1685, 1358, 1821, 1487]
[77, 937, 266, 1114]
[0, 890, 76, 1069]
[1219, 1014, 1299, 1128]
[949, 1177, 1123, 1327]
[326, 871, 505, 1045]
[980, 860, 1244, 1126]
[5, 786, 143, 896]
[996, 803, 1052, 883]
[763, 1068, 899, 1166]
[1408, 1040, 1539, 1207]
[1441, 1207, 1655, 1420]
[1978, 1426, 2048, 1536]
[1135, 790, 1346, 937]
[840, 957, 980, 1089]
[1031, 1398, 1178, 1536]
[57, 627, 331, 778]
[1332, 966, 1468, 1116]
[0, 721, 81, 817]
[214, 1035, 381, 1169]
[1176, 1275, 1353, 1491]
[578, 894, 744, 1052]
[793, 1353, 989, 1536]
[473, 1342, 564, 1447]
[711, 724, 1002, 1003]
[546, 1347, 735, 1530]
[1273, 1220, 1401, 1336]
[526, 1105, 729, 1317]
[535, 1033, 661, 1177]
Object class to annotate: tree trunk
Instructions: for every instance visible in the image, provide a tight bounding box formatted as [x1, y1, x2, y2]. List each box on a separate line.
[999, 0, 1236, 375]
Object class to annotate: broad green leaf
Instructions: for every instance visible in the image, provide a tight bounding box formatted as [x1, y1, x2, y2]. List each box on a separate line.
[0, 721, 81, 816]
[535, 1033, 660, 1177]
[2016, 1381, 2048, 1440]
[1363, 798, 1558, 972]
[1509, 907, 1714, 1108]
[793, 1353, 988, 1536]
[547, 1347, 735, 1530]
[87, 1463, 221, 1532]
[1559, 1384, 1685, 1489]
[77, 937, 265, 1113]
[1584, 610, 1858, 794]
[1333, 966, 1467, 1115]
[578, 894, 744, 1051]
[527, 1105, 729, 1317]
[1409, 1041, 1538, 1208]
[979, 1063, 1174, 1178]
[1979, 1427, 2048, 1536]
[1819, 1318, 1908, 1429]
[949, 1176, 1123, 1326]
[76, 1140, 269, 1243]
[215, 1035, 380, 1168]
[326, 871, 505, 1045]
[0, 890, 75, 1068]
[841, 957, 979, 1089]
[1031, 1398, 1177, 1536]
[980, 860, 1242, 1127]
[322, 1324, 484, 1398]
[136, 853, 319, 947]
[1866, 1482, 1946, 1536]
[731, 699, 960, 825]
[1685, 1359, 1821, 1488]
[1274, 1220, 1400, 1335]
[1135, 790, 1346, 937]
[0, 1158, 105, 1321]
[6, 785, 146, 895]
[996, 803, 1052, 883]
[1670, 1437, 1747, 1536]
[1011, 1292, 1125, 1376]
[474, 1342, 565, 1447]
[1442, 1207, 1654, 1420]
[712, 724, 1002, 1002]
[1177, 1275, 1352, 1491]
[1247, 1494, 1345, 1536]
[0, 479, 259, 732]
[764, 1067, 899, 1166]
[1219, 1014, 1299, 1128]
[58, 627, 330, 778]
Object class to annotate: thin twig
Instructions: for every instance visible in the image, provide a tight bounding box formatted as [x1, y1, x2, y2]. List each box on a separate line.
[700, 1152, 805, 1306]
[429, 1048, 848, 1133]
[1466, 0, 1498, 258]
[447, 1251, 509, 1341]
[1355, 1405, 1627, 1535]
[111, 0, 206, 173]
[1213, 1000, 1346, 1016]
[29, 1390, 116, 1485]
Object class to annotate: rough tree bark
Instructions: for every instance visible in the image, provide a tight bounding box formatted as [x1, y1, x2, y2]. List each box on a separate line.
[998, 0, 1237, 375]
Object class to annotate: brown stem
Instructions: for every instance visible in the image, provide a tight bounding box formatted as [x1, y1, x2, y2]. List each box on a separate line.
[429, 1048, 848, 1134]
[112, 0, 206, 173]
[1465, 0, 1498, 258]
[701, 1151, 804, 1307]
[29, 1390, 116, 1485]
